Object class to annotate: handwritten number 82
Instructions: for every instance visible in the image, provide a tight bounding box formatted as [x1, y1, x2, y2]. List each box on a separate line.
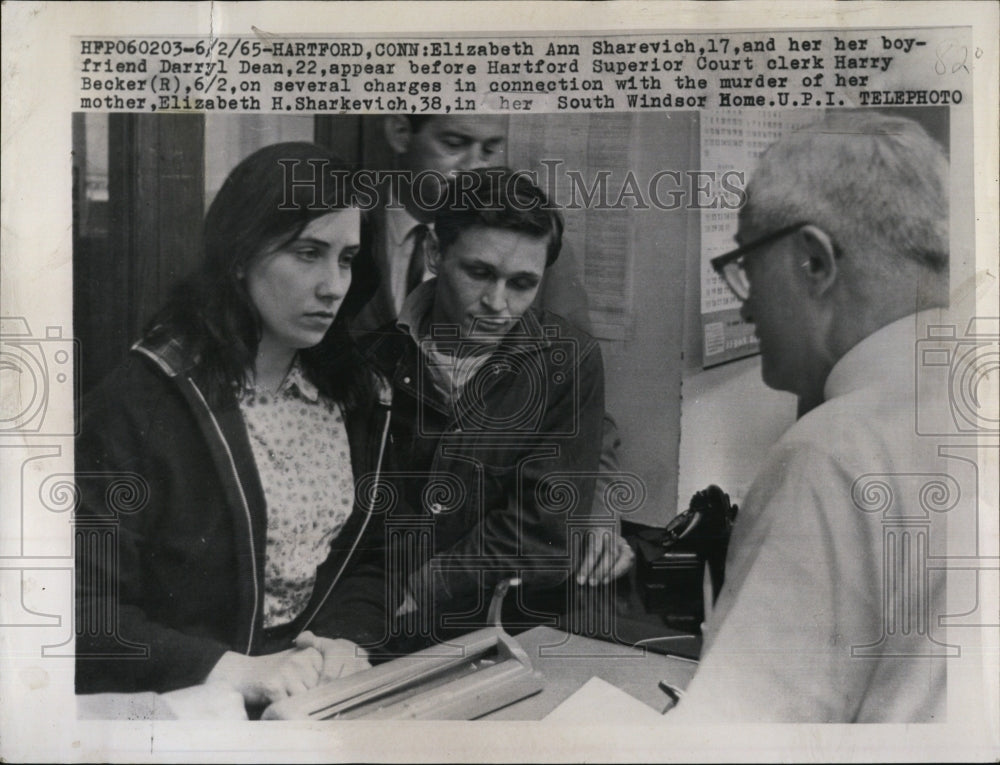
[935, 41, 970, 75]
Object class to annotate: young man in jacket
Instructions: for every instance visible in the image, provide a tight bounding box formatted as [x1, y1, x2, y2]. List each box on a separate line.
[361, 167, 608, 644]
[346, 114, 633, 593]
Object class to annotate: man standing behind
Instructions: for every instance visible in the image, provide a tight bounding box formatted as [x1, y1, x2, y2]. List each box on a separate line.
[349, 114, 591, 335]
[669, 111, 960, 722]
[362, 168, 606, 639]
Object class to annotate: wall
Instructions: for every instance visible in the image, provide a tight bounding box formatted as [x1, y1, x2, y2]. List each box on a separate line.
[505, 112, 698, 527]
[599, 112, 697, 526]
[203, 114, 314, 207]
[677, 357, 795, 509]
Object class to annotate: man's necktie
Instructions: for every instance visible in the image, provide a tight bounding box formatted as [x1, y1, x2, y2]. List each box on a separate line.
[405, 223, 432, 295]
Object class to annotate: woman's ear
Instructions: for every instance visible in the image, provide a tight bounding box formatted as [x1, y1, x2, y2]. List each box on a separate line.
[797, 224, 838, 297]
[383, 115, 414, 156]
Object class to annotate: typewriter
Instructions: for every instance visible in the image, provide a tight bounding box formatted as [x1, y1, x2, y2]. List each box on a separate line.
[262, 579, 543, 720]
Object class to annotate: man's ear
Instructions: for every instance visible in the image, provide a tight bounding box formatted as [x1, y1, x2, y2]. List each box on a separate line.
[383, 116, 413, 156]
[425, 239, 443, 276]
[797, 224, 838, 297]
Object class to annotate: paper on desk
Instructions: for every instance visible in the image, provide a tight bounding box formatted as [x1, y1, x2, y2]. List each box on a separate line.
[543, 677, 664, 723]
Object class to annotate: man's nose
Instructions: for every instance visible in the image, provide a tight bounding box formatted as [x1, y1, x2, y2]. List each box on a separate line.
[481, 281, 507, 312]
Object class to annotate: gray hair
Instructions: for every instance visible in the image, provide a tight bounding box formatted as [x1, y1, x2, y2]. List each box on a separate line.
[740, 110, 949, 273]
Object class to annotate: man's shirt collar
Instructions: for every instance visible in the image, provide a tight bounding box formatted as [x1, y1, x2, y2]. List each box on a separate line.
[396, 279, 438, 345]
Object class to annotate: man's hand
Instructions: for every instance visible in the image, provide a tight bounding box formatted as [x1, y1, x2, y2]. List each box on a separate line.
[394, 589, 418, 618]
[293, 631, 371, 682]
[204, 647, 324, 706]
[575, 528, 635, 586]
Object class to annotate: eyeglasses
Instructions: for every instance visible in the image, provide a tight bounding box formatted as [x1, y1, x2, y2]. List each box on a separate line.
[710, 222, 809, 301]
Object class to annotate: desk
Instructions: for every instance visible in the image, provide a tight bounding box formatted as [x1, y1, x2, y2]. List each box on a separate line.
[481, 626, 698, 720]
[77, 627, 700, 721]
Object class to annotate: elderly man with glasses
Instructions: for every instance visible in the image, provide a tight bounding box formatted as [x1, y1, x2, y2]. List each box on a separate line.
[667, 110, 961, 722]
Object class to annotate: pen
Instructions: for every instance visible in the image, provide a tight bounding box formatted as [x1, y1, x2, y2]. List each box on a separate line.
[629, 635, 700, 664]
[660, 651, 698, 665]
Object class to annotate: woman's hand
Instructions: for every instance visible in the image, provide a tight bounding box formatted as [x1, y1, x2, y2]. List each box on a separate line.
[293, 631, 371, 682]
[205, 647, 324, 706]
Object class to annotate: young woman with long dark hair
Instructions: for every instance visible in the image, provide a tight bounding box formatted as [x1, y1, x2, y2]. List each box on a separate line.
[75, 142, 391, 712]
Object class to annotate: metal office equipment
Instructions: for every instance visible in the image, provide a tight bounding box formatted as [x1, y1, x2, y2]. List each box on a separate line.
[262, 579, 544, 720]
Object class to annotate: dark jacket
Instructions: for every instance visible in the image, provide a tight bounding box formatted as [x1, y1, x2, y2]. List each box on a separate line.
[361, 307, 605, 623]
[344, 206, 623, 534]
[75, 336, 392, 694]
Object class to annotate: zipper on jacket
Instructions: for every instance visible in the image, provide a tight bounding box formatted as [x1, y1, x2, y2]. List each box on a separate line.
[186, 380, 261, 654]
[134, 344, 262, 654]
[299, 401, 393, 634]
